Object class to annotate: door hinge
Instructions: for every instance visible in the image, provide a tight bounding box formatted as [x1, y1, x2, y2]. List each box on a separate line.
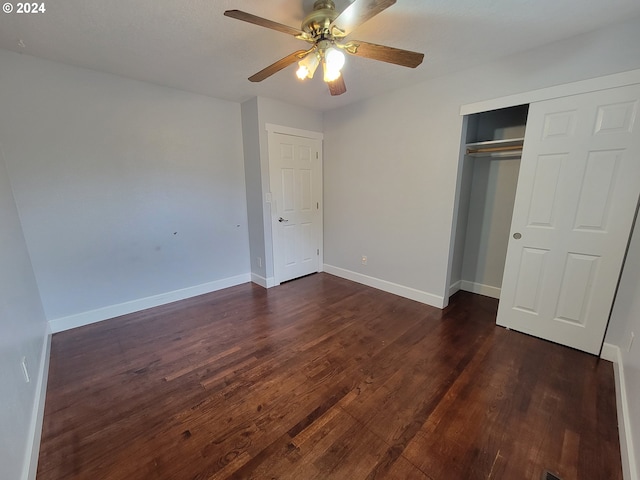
[317, 202, 319, 210]
[317, 249, 319, 255]
[316, 152, 319, 159]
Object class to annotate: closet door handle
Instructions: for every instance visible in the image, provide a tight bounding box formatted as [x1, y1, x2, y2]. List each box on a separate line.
[513, 232, 522, 240]
[278, 217, 289, 223]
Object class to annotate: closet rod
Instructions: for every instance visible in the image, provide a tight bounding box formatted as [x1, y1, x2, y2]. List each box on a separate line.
[466, 145, 523, 155]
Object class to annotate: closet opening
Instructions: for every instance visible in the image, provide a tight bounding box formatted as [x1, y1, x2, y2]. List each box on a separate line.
[449, 104, 529, 301]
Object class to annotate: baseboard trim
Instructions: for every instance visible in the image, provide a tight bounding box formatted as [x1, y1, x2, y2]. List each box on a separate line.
[460, 280, 501, 299]
[449, 280, 462, 297]
[604, 342, 637, 480]
[23, 326, 52, 480]
[600, 342, 618, 362]
[323, 264, 444, 308]
[251, 273, 277, 288]
[49, 273, 251, 333]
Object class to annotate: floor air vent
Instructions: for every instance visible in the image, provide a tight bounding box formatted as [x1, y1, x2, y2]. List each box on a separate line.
[542, 471, 562, 480]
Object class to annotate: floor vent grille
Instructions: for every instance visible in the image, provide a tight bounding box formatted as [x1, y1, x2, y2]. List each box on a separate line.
[542, 471, 562, 480]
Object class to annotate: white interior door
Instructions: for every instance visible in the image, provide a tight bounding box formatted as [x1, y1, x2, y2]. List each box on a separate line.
[269, 132, 322, 284]
[497, 84, 640, 354]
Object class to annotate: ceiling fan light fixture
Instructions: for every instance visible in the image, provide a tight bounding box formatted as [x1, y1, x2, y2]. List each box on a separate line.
[325, 47, 345, 71]
[323, 64, 342, 82]
[295, 64, 310, 80]
[296, 52, 320, 80]
[322, 47, 345, 83]
[225, 0, 424, 96]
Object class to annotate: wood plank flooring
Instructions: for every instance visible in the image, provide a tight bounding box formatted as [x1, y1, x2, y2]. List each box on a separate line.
[37, 273, 622, 480]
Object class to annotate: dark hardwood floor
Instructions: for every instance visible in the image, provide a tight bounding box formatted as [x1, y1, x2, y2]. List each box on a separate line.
[37, 273, 622, 480]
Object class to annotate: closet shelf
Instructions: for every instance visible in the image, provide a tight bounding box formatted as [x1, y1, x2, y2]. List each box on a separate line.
[465, 138, 524, 157]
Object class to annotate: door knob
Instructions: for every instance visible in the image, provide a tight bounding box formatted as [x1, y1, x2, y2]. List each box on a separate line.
[278, 217, 288, 223]
[513, 232, 522, 239]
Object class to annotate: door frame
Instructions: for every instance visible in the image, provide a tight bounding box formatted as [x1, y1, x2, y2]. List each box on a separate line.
[445, 68, 640, 307]
[265, 124, 324, 285]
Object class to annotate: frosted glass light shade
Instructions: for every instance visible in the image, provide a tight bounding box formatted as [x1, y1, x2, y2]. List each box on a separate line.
[296, 53, 320, 80]
[325, 48, 345, 71]
[323, 47, 345, 83]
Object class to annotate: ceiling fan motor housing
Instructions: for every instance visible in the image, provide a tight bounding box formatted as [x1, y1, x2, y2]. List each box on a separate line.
[313, 0, 336, 12]
[302, 0, 339, 38]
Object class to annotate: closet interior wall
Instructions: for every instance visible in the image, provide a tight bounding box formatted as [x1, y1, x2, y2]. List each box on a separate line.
[451, 105, 529, 300]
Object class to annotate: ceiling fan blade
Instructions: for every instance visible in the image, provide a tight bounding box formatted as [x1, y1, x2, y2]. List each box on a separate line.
[330, 0, 396, 37]
[224, 10, 306, 38]
[344, 40, 424, 68]
[248, 50, 308, 82]
[328, 75, 347, 96]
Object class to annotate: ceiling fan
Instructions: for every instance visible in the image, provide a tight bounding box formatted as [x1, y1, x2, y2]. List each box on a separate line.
[224, 0, 424, 96]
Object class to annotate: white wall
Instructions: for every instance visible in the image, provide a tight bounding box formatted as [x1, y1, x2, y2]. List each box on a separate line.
[449, 154, 473, 291]
[0, 50, 250, 326]
[241, 98, 266, 280]
[0, 147, 48, 479]
[460, 157, 520, 296]
[323, 14, 640, 306]
[606, 218, 640, 478]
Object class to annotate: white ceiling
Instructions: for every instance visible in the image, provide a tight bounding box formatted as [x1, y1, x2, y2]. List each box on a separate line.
[2, 0, 640, 111]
